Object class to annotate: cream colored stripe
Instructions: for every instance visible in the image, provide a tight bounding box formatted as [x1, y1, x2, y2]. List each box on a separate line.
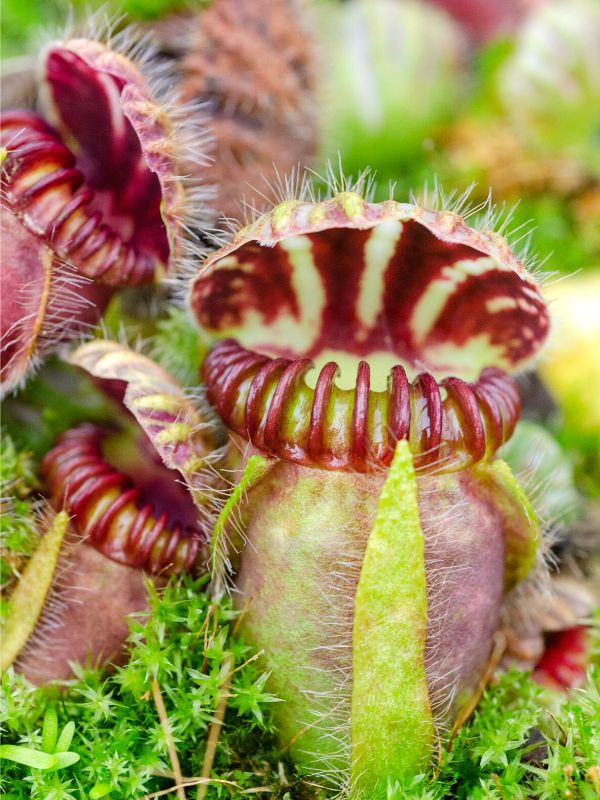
[356, 220, 403, 330]
[486, 297, 518, 314]
[280, 234, 325, 323]
[410, 256, 497, 344]
[234, 235, 325, 355]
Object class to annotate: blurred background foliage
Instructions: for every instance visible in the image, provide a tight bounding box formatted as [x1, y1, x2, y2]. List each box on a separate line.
[1, 0, 206, 58]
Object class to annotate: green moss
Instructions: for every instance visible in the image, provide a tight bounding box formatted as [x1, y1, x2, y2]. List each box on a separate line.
[0, 575, 292, 800]
[2, 577, 597, 799]
[0, 433, 37, 496]
[151, 307, 212, 388]
[0, 433, 41, 615]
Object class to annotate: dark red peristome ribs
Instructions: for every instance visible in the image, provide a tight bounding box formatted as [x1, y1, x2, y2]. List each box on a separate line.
[203, 339, 520, 472]
[41, 424, 206, 573]
[0, 111, 160, 286]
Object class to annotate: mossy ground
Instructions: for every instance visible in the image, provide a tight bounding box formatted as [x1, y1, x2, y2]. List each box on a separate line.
[1, 571, 598, 799]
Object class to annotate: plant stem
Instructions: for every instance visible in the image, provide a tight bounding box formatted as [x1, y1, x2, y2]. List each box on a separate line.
[197, 652, 234, 800]
[151, 678, 186, 800]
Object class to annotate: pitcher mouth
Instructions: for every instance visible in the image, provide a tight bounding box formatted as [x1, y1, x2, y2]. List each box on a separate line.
[190, 191, 549, 472]
[41, 423, 206, 573]
[202, 338, 520, 472]
[38, 339, 226, 572]
[1, 110, 165, 287]
[1, 35, 203, 288]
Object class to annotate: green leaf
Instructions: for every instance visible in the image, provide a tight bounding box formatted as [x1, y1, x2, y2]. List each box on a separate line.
[472, 458, 539, 588]
[0, 510, 69, 670]
[55, 721, 75, 753]
[51, 751, 81, 769]
[210, 454, 273, 578]
[90, 784, 113, 799]
[0, 744, 57, 769]
[351, 440, 433, 797]
[42, 706, 58, 753]
[0, 743, 80, 772]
